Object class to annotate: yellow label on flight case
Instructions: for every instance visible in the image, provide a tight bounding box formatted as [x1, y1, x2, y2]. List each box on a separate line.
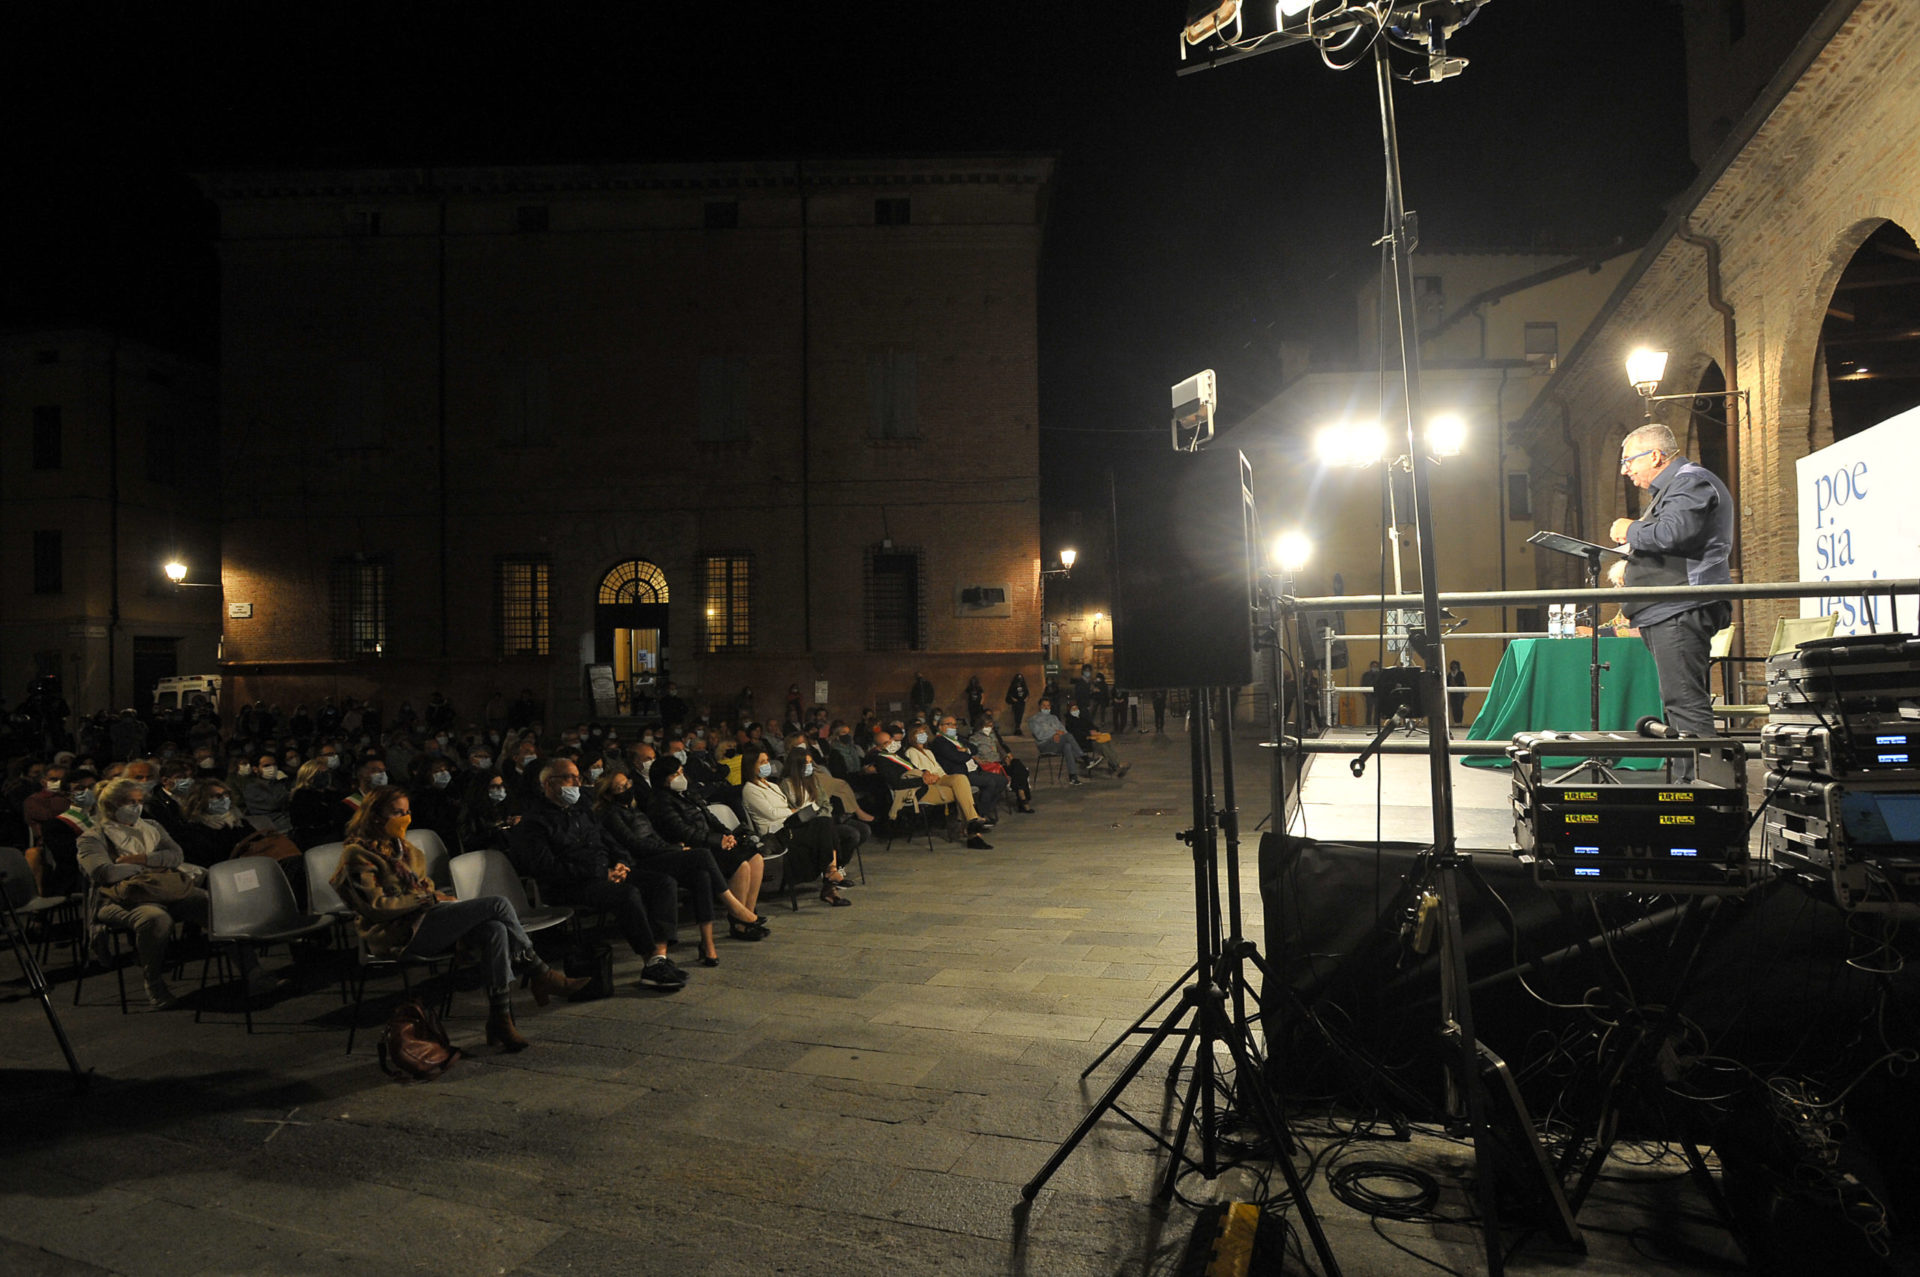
[1565, 813, 1599, 824]
[1659, 814, 1695, 825]
[1564, 791, 1599, 801]
[1657, 791, 1694, 802]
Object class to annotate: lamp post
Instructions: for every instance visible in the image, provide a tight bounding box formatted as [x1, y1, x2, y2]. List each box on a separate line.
[1041, 548, 1077, 669]
[1626, 346, 1750, 422]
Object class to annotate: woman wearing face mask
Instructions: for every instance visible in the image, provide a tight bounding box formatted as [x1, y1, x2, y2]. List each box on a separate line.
[458, 771, 521, 853]
[76, 777, 210, 1008]
[333, 786, 586, 1050]
[781, 739, 875, 838]
[593, 773, 766, 963]
[405, 755, 462, 853]
[243, 752, 295, 835]
[645, 754, 769, 932]
[178, 778, 258, 866]
[739, 745, 854, 906]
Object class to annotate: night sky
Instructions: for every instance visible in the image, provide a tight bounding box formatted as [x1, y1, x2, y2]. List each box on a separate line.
[7, 2, 1693, 505]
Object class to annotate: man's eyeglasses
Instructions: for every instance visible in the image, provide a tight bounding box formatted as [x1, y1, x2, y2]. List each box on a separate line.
[1619, 448, 1655, 472]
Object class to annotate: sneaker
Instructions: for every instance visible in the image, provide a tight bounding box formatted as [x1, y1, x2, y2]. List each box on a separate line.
[1067, 775, 1084, 787]
[639, 956, 688, 990]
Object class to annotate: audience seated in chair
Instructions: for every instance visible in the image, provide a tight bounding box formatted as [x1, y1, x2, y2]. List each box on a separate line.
[740, 744, 856, 906]
[594, 771, 767, 964]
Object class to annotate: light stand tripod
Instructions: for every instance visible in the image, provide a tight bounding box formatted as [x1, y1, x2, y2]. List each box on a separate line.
[1018, 686, 1341, 1276]
[0, 855, 88, 1089]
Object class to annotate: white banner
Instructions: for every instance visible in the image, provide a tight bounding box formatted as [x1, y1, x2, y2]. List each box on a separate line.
[1796, 403, 1920, 634]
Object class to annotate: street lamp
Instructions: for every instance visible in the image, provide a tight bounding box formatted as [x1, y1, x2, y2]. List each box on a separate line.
[1041, 548, 1078, 665]
[163, 558, 219, 588]
[1625, 345, 1749, 423]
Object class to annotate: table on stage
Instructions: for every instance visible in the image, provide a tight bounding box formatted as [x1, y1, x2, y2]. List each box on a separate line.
[1462, 636, 1667, 769]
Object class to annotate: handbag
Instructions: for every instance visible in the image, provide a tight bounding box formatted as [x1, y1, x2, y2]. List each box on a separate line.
[377, 997, 462, 1082]
[785, 802, 823, 828]
[99, 866, 197, 906]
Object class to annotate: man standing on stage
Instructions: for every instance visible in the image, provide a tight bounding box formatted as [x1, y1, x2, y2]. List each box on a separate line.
[1609, 423, 1733, 778]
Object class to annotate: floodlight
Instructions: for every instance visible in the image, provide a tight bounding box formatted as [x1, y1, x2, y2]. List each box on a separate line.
[1171, 369, 1217, 452]
[1313, 423, 1350, 467]
[1347, 421, 1387, 468]
[1625, 347, 1668, 396]
[1272, 530, 1312, 573]
[1426, 412, 1466, 458]
[164, 560, 188, 582]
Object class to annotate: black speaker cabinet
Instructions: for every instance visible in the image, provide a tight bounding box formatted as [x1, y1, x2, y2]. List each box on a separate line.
[1111, 448, 1257, 689]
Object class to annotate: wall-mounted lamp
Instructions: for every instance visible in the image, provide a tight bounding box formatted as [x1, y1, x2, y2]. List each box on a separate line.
[164, 559, 220, 589]
[1626, 346, 1749, 423]
[1042, 547, 1078, 578]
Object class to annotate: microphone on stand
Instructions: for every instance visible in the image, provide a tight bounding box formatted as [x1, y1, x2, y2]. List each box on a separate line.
[1637, 715, 1685, 739]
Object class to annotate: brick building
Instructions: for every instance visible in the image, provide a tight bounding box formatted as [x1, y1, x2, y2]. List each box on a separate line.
[204, 157, 1051, 725]
[0, 330, 222, 714]
[1515, 0, 1920, 657]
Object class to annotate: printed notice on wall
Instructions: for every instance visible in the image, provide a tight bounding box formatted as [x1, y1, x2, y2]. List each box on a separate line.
[1797, 403, 1920, 635]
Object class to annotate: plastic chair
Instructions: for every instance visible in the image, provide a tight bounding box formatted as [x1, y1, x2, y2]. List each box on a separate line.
[449, 849, 572, 935]
[1033, 749, 1066, 785]
[196, 856, 332, 1032]
[410, 828, 452, 890]
[710, 803, 798, 913]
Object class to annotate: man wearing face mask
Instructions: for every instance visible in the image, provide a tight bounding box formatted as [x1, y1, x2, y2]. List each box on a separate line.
[511, 759, 688, 989]
[343, 758, 390, 817]
[1027, 698, 1088, 786]
[144, 759, 197, 846]
[30, 767, 96, 897]
[869, 727, 993, 848]
[407, 755, 462, 852]
[928, 715, 1009, 823]
[243, 752, 295, 834]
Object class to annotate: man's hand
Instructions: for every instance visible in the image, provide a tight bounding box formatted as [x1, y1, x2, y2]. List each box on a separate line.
[1609, 517, 1634, 543]
[607, 863, 630, 884]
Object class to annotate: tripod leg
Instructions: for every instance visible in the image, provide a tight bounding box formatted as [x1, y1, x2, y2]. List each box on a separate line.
[1081, 959, 1200, 1079]
[1204, 989, 1343, 1277]
[1435, 863, 1510, 1277]
[3, 905, 86, 1087]
[1020, 991, 1201, 1203]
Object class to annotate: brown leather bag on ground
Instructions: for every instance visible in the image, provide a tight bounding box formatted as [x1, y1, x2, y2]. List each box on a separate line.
[377, 997, 462, 1082]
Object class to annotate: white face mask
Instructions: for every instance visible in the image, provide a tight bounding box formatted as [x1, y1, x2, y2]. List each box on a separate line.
[668, 774, 689, 793]
[588, 765, 603, 781]
[673, 750, 688, 764]
[756, 762, 773, 778]
[74, 789, 97, 809]
[237, 763, 253, 776]
[803, 761, 814, 777]
[913, 733, 929, 746]
[882, 741, 901, 753]
[324, 754, 340, 769]
[173, 778, 193, 794]
[558, 784, 581, 806]
[369, 771, 388, 788]
[114, 803, 142, 827]
[487, 787, 507, 804]
[432, 772, 451, 788]
[942, 727, 958, 739]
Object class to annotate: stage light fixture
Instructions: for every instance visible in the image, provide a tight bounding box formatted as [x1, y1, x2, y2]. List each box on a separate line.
[1347, 421, 1387, 468]
[1273, 530, 1313, 573]
[1171, 369, 1218, 452]
[1625, 347, 1668, 397]
[1183, 1, 1243, 49]
[1426, 412, 1466, 458]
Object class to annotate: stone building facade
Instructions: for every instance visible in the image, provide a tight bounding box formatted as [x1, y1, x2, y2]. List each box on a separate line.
[1516, 0, 1920, 658]
[205, 158, 1051, 724]
[0, 330, 222, 714]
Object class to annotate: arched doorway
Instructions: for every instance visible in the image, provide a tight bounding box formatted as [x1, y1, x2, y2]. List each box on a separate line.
[596, 561, 669, 716]
[1818, 221, 1920, 443]
[1688, 361, 1731, 483]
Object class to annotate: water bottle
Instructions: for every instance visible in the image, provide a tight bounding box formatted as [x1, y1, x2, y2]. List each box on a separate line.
[1548, 604, 1564, 638]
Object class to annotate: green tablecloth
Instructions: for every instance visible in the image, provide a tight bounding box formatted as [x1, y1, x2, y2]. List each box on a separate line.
[1462, 637, 1667, 769]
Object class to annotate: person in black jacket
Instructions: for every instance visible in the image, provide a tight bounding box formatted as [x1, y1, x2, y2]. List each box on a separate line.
[595, 775, 766, 963]
[929, 713, 1008, 822]
[288, 760, 344, 850]
[647, 755, 765, 934]
[509, 758, 687, 990]
[458, 771, 520, 854]
[1003, 672, 1030, 736]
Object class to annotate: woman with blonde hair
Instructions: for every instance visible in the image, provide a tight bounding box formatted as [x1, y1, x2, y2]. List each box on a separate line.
[77, 776, 208, 1008]
[332, 785, 585, 1050]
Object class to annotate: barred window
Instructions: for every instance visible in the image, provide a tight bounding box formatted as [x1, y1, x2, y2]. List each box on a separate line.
[599, 560, 669, 604]
[701, 554, 752, 652]
[330, 558, 389, 658]
[33, 530, 63, 595]
[496, 555, 551, 657]
[865, 546, 923, 651]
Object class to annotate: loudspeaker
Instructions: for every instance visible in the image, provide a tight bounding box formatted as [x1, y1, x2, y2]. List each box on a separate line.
[1111, 448, 1257, 689]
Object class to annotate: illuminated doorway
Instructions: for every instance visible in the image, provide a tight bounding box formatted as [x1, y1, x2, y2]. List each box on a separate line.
[595, 560, 669, 716]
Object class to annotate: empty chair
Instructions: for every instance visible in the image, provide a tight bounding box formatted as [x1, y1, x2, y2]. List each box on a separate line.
[449, 849, 571, 935]
[410, 828, 452, 891]
[196, 856, 331, 1032]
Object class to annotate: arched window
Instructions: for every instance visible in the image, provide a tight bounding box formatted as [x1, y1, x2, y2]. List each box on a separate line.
[1819, 221, 1920, 442]
[598, 560, 669, 605]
